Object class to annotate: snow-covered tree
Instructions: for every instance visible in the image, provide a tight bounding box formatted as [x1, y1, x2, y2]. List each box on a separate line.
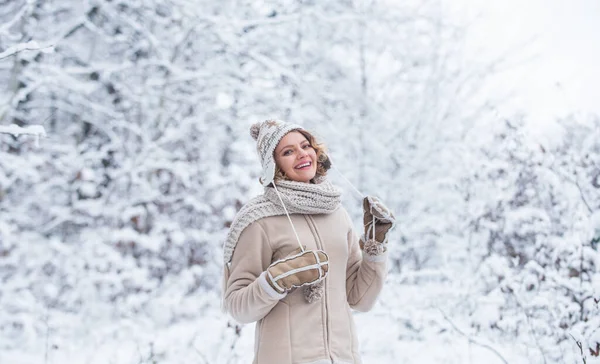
[465, 115, 600, 362]
[2, 1, 595, 363]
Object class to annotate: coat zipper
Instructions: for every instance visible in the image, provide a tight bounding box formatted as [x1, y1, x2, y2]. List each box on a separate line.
[305, 215, 333, 362]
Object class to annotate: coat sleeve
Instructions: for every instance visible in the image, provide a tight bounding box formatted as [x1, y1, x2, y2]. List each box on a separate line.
[224, 221, 286, 324]
[344, 210, 388, 312]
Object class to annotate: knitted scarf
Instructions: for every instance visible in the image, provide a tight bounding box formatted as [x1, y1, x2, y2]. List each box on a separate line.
[223, 178, 342, 265]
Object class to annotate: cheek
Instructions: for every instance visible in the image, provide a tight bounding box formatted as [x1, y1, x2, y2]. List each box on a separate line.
[279, 156, 296, 174]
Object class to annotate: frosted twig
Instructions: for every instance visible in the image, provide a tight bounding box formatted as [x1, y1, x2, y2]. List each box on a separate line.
[0, 3, 28, 33]
[506, 289, 548, 364]
[0, 41, 54, 61]
[437, 307, 509, 364]
[574, 178, 593, 214]
[570, 333, 587, 364]
[0, 124, 46, 147]
[44, 305, 50, 364]
[547, 164, 593, 214]
[0, 124, 46, 137]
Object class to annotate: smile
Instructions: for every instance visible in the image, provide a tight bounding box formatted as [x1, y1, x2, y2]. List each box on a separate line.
[295, 161, 312, 170]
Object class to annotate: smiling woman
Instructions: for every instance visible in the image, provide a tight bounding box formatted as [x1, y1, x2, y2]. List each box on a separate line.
[273, 130, 329, 184]
[222, 119, 397, 364]
[274, 131, 317, 183]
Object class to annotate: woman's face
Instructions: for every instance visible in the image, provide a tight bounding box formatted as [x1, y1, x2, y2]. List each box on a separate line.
[274, 131, 317, 183]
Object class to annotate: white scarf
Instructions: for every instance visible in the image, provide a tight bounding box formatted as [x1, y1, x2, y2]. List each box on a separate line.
[223, 179, 342, 265]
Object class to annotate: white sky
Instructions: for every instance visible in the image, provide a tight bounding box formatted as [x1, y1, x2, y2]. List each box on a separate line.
[458, 0, 600, 125]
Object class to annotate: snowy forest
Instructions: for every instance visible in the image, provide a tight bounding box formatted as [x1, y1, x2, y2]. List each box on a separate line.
[1, 0, 599, 363]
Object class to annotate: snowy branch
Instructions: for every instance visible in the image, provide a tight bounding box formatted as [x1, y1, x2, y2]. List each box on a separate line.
[0, 41, 54, 61]
[438, 308, 509, 364]
[570, 334, 587, 364]
[0, 3, 28, 34]
[0, 124, 46, 138]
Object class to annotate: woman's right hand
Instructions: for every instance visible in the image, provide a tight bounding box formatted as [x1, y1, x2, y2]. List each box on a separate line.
[266, 249, 329, 294]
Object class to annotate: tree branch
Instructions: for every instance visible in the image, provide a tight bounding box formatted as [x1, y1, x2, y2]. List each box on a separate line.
[570, 333, 587, 364]
[0, 41, 54, 61]
[0, 124, 46, 137]
[437, 307, 509, 364]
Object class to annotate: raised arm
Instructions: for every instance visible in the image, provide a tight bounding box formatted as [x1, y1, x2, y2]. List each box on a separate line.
[346, 197, 396, 311]
[345, 225, 388, 311]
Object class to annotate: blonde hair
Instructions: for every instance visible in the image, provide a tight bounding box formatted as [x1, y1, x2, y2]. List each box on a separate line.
[273, 129, 330, 183]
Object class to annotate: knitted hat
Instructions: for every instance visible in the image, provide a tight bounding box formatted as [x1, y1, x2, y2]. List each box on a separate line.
[250, 119, 304, 186]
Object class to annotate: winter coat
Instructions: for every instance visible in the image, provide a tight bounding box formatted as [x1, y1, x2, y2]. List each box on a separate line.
[224, 206, 387, 364]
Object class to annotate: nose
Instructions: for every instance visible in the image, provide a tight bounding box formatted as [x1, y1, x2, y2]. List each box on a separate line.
[297, 147, 308, 158]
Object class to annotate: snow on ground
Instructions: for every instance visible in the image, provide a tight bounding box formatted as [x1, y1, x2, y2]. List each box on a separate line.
[2, 275, 596, 364]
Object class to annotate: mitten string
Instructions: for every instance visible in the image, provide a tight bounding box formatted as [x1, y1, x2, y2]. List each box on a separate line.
[272, 182, 305, 253]
[270, 153, 382, 250]
[372, 214, 376, 241]
[328, 154, 378, 242]
[328, 154, 365, 199]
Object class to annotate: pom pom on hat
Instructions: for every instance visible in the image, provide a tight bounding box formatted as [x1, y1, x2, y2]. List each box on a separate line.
[250, 122, 261, 141]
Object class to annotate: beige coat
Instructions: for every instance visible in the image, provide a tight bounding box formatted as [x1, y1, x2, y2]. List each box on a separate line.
[224, 206, 387, 364]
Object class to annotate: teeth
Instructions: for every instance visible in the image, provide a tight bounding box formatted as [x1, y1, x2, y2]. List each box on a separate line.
[296, 162, 310, 169]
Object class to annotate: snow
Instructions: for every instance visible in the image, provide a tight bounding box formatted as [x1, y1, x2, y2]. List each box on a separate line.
[0, 41, 54, 60]
[589, 329, 600, 354]
[591, 212, 600, 235]
[1, 1, 599, 363]
[0, 124, 46, 137]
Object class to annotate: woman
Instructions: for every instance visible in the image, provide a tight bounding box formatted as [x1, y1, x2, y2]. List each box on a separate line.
[223, 119, 395, 364]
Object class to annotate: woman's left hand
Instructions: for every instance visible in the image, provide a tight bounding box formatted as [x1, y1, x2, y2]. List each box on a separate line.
[362, 196, 396, 244]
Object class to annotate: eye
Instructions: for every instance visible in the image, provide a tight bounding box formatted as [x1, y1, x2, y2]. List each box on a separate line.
[302, 144, 311, 149]
[283, 149, 292, 156]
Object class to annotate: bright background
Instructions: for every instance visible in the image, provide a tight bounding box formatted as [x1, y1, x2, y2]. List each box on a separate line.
[1, 1, 599, 363]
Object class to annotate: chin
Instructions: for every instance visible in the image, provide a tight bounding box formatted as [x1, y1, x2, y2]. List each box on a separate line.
[292, 171, 317, 183]
[304, 171, 317, 182]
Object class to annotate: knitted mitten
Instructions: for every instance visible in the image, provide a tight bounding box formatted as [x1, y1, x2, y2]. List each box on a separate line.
[361, 196, 396, 256]
[275, 247, 326, 303]
[266, 250, 329, 294]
